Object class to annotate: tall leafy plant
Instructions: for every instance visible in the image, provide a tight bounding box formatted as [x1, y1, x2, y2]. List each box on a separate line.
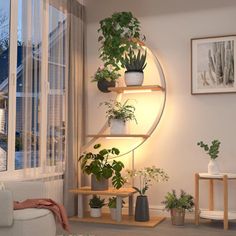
[98, 11, 144, 70]
[197, 140, 221, 160]
[79, 144, 125, 189]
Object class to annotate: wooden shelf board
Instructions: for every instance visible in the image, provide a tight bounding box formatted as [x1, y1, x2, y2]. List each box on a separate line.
[70, 187, 137, 197]
[87, 134, 149, 138]
[108, 85, 164, 93]
[70, 213, 165, 228]
[200, 210, 236, 220]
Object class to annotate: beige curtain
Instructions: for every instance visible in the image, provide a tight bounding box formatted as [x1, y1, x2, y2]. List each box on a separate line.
[63, 0, 85, 216]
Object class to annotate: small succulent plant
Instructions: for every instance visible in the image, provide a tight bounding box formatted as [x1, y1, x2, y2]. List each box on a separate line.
[124, 49, 147, 72]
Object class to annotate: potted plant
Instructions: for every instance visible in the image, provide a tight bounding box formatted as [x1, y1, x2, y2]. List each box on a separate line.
[89, 195, 105, 218]
[126, 166, 169, 222]
[108, 197, 125, 220]
[92, 66, 120, 93]
[101, 99, 137, 134]
[79, 144, 125, 190]
[197, 139, 221, 175]
[162, 190, 194, 226]
[124, 48, 147, 86]
[98, 11, 145, 71]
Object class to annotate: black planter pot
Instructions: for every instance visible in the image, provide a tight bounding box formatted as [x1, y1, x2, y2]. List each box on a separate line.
[135, 195, 150, 222]
[97, 79, 115, 93]
[91, 175, 109, 191]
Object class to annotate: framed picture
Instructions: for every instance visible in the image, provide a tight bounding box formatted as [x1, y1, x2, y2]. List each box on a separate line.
[191, 35, 236, 94]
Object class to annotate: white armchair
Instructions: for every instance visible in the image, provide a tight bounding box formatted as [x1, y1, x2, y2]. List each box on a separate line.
[0, 181, 56, 236]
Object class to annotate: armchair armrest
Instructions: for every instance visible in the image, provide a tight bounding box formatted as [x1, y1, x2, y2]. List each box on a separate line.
[0, 190, 13, 226]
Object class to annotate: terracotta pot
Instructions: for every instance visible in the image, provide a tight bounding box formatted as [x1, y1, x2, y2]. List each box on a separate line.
[170, 208, 185, 226]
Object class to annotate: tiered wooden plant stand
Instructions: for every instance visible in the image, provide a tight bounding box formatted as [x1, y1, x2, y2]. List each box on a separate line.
[70, 187, 165, 227]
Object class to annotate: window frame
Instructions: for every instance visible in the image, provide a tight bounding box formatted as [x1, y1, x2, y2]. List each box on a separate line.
[0, 0, 66, 179]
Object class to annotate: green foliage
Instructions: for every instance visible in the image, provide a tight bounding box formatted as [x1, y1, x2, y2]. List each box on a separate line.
[124, 49, 147, 72]
[126, 166, 169, 196]
[98, 11, 144, 70]
[101, 99, 137, 125]
[197, 139, 221, 160]
[79, 144, 125, 189]
[162, 190, 194, 211]
[91, 66, 120, 82]
[108, 197, 125, 208]
[89, 195, 105, 208]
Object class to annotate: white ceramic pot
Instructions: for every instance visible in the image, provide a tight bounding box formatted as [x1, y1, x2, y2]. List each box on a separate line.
[124, 71, 144, 86]
[109, 208, 117, 220]
[90, 208, 102, 218]
[110, 119, 127, 134]
[208, 159, 220, 175]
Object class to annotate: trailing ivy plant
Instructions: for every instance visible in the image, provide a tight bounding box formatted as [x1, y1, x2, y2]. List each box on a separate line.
[79, 144, 125, 189]
[98, 11, 144, 70]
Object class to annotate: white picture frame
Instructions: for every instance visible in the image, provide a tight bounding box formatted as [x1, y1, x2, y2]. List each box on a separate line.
[191, 35, 236, 94]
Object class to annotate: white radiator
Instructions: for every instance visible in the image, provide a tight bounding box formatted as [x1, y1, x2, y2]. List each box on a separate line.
[44, 178, 64, 204]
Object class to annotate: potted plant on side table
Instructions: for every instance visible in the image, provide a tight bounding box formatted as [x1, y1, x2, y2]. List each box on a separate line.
[162, 190, 194, 226]
[197, 139, 221, 175]
[108, 197, 125, 220]
[89, 195, 105, 218]
[79, 144, 125, 191]
[127, 166, 169, 222]
[101, 99, 137, 135]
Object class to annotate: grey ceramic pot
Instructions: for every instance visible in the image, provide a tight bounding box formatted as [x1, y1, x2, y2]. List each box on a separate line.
[135, 195, 150, 222]
[91, 175, 109, 191]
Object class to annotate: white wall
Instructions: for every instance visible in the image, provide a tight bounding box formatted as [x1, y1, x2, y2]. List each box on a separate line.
[85, 0, 236, 212]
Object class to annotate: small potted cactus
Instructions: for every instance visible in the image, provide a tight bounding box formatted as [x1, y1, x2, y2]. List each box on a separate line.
[124, 48, 147, 86]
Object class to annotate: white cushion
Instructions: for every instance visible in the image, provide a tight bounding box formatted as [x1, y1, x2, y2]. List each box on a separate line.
[14, 208, 52, 221]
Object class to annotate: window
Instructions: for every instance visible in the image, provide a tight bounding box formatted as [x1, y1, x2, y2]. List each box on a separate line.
[0, 1, 10, 172]
[0, 0, 68, 177]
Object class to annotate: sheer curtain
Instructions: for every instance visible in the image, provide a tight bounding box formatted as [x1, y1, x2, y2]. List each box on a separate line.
[64, 0, 85, 216]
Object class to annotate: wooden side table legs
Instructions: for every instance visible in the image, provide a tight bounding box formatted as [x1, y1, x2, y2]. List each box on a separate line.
[223, 175, 228, 230]
[209, 179, 214, 211]
[195, 173, 200, 225]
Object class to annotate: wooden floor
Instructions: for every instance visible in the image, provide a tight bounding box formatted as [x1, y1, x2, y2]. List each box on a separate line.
[70, 213, 165, 227]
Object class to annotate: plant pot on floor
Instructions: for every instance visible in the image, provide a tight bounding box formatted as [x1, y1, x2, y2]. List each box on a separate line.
[90, 208, 102, 218]
[171, 208, 185, 226]
[97, 79, 115, 93]
[208, 159, 220, 175]
[91, 174, 109, 191]
[135, 195, 150, 222]
[110, 119, 127, 135]
[124, 71, 144, 86]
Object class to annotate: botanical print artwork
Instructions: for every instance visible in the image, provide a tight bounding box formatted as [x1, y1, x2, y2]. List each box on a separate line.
[191, 35, 236, 94]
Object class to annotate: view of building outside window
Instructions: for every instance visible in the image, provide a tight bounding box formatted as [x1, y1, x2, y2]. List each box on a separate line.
[0, 2, 10, 171]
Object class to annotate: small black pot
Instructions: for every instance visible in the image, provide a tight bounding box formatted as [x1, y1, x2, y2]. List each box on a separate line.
[97, 79, 115, 93]
[135, 195, 150, 222]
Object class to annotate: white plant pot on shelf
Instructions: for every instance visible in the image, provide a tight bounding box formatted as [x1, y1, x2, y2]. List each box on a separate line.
[110, 119, 127, 135]
[208, 159, 220, 175]
[124, 71, 144, 86]
[90, 208, 102, 218]
[109, 208, 117, 220]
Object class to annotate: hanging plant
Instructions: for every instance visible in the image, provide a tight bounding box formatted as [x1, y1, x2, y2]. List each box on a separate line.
[98, 11, 145, 71]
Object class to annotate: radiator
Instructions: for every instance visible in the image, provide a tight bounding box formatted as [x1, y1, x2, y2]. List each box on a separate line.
[44, 178, 64, 204]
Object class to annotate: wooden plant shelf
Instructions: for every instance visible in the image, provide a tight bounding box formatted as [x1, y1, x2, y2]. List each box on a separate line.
[87, 134, 149, 139]
[70, 213, 165, 228]
[108, 85, 164, 93]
